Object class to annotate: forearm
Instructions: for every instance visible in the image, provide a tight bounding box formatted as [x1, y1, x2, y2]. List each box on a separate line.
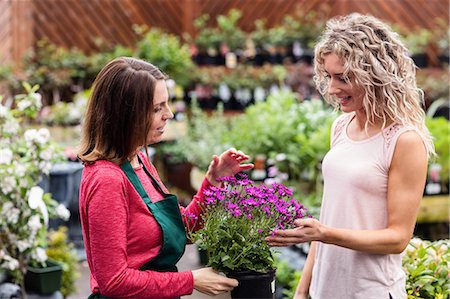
[295, 242, 316, 297]
[322, 226, 411, 254]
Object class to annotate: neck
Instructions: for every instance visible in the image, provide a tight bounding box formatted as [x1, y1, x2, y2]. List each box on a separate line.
[129, 155, 140, 168]
[353, 111, 392, 130]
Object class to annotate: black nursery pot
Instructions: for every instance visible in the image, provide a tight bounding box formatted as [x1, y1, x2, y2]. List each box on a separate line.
[228, 269, 276, 299]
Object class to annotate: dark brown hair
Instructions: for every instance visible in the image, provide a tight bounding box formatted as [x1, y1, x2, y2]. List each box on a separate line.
[78, 57, 167, 165]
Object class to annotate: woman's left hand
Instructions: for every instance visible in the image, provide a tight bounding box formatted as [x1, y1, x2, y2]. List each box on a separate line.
[265, 218, 325, 246]
[205, 148, 253, 185]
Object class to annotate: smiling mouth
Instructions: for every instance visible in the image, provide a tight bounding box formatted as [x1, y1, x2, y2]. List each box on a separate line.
[340, 96, 351, 104]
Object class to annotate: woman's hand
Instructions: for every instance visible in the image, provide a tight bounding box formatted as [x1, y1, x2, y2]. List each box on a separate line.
[205, 148, 253, 186]
[192, 267, 238, 295]
[266, 218, 325, 246]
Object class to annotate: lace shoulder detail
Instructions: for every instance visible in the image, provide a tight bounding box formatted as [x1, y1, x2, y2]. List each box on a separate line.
[384, 124, 402, 149]
[331, 113, 352, 145]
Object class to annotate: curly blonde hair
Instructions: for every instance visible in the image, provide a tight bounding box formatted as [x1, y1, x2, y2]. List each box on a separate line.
[313, 13, 434, 157]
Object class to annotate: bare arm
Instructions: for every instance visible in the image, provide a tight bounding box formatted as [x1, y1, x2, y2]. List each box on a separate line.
[293, 242, 316, 299]
[268, 131, 428, 254]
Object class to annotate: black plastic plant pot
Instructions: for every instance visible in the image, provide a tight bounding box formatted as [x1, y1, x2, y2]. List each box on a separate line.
[25, 259, 62, 295]
[228, 269, 276, 299]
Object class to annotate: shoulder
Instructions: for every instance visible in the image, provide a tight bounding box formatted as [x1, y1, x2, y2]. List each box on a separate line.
[391, 130, 427, 167]
[330, 113, 352, 146]
[82, 160, 128, 186]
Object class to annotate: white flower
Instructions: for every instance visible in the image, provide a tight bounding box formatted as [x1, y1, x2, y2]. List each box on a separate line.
[3, 119, 19, 135]
[275, 153, 287, 161]
[24, 129, 38, 145]
[7, 208, 20, 225]
[39, 161, 52, 175]
[13, 162, 26, 177]
[17, 240, 32, 252]
[39, 148, 53, 161]
[31, 93, 42, 108]
[56, 204, 70, 221]
[2, 255, 19, 271]
[27, 215, 42, 232]
[0, 148, 13, 164]
[28, 186, 44, 209]
[0, 176, 16, 194]
[17, 99, 32, 111]
[28, 186, 49, 226]
[37, 128, 50, 144]
[0, 104, 7, 118]
[1, 202, 20, 224]
[32, 247, 47, 264]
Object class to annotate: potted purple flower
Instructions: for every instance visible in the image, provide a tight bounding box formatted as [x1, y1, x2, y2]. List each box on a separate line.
[185, 174, 309, 299]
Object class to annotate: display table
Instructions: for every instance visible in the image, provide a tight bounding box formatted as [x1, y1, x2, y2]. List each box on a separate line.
[417, 195, 449, 223]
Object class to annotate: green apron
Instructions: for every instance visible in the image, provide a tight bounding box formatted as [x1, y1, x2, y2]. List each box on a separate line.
[88, 156, 187, 299]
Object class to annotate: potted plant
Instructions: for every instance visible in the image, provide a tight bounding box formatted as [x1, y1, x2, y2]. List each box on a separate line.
[46, 226, 80, 297]
[402, 238, 450, 299]
[186, 174, 310, 299]
[0, 82, 69, 295]
[134, 26, 194, 88]
[155, 140, 196, 195]
[397, 26, 432, 68]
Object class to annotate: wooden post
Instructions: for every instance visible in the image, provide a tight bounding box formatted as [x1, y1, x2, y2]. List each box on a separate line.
[182, 0, 200, 39]
[11, 0, 34, 68]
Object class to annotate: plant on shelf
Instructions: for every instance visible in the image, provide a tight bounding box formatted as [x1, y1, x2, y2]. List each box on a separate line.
[177, 100, 232, 171]
[228, 91, 336, 194]
[0, 83, 69, 292]
[402, 238, 450, 299]
[185, 174, 310, 298]
[216, 9, 246, 53]
[429, 18, 449, 65]
[134, 26, 194, 88]
[426, 117, 450, 194]
[191, 14, 222, 58]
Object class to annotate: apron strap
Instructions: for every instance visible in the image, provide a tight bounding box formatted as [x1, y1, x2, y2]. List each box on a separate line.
[120, 161, 153, 206]
[137, 155, 167, 195]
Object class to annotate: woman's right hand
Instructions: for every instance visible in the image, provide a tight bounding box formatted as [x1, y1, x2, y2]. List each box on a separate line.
[192, 267, 238, 295]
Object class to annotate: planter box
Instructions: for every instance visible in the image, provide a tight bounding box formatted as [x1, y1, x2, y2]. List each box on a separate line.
[25, 260, 62, 295]
[417, 195, 449, 223]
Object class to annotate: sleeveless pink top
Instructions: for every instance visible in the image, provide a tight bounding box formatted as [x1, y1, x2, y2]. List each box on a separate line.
[310, 113, 413, 299]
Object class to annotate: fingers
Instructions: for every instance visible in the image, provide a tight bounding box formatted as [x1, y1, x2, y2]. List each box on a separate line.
[266, 236, 306, 246]
[238, 163, 254, 170]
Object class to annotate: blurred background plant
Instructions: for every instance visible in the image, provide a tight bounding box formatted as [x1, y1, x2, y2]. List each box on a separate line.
[46, 226, 80, 298]
[403, 238, 450, 299]
[0, 83, 69, 289]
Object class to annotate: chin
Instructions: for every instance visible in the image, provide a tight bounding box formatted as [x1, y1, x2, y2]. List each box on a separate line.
[147, 137, 162, 145]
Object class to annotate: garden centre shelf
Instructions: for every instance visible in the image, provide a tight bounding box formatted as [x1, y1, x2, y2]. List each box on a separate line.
[417, 195, 449, 223]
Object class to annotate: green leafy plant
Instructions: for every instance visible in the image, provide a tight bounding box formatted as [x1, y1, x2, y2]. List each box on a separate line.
[156, 140, 189, 165]
[46, 226, 80, 297]
[426, 117, 450, 190]
[396, 26, 432, 55]
[216, 9, 246, 51]
[228, 91, 336, 192]
[403, 238, 450, 299]
[191, 14, 222, 52]
[135, 26, 194, 88]
[185, 174, 310, 274]
[274, 257, 302, 298]
[178, 101, 232, 171]
[0, 83, 68, 289]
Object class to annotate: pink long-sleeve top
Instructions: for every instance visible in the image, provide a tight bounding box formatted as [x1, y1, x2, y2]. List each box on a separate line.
[79, 153, 210, 298]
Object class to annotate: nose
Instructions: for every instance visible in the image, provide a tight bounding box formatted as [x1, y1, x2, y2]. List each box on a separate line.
[328, 78, 340, 96]
[164, 106, 174, 120]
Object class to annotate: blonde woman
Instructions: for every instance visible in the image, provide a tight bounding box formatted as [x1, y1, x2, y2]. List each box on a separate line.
[267, 13, 434, 299]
